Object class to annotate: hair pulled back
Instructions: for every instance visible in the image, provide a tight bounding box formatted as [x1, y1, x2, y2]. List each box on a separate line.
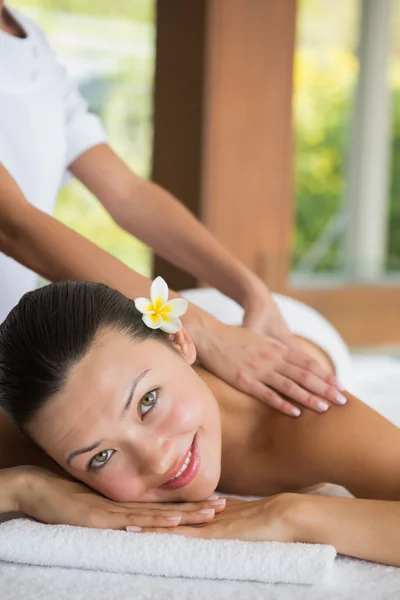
[0, 281, 169, 432]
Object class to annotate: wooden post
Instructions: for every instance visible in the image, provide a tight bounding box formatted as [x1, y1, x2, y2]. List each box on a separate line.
[152, 0, 297, 292]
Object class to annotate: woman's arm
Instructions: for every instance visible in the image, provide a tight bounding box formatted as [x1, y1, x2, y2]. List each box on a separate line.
[0, 465, 225, 529]
[0, 413, 225, 528]
[295, 494, 400, 567]
[0, 409, 63, 473]
[136, 493, 400, 567]
[0, 467, 24, 514]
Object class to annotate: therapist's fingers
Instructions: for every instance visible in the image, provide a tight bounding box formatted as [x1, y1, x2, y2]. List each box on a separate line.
[284, 347, 339, 387]
[244, 381, 302, 417]
[277, 364, 347, 407]
[265, 373, 332, 413]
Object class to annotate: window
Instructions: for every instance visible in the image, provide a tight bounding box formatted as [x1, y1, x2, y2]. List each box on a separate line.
[292, 0, 399, 286]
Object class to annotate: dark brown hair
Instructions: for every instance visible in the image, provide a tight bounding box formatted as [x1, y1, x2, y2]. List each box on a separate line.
[0, 281, 169, 432]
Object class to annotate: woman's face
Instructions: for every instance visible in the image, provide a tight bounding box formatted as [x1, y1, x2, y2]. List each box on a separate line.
[28, 328, 222, 503]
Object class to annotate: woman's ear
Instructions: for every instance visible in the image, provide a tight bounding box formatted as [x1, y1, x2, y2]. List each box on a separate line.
[168, 328, 197, 365]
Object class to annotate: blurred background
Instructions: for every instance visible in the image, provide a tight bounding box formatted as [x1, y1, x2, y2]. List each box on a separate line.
[9, 0, 400, 346]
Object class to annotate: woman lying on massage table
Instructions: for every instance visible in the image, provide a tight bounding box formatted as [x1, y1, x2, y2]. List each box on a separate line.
[0, 279, 400, 568]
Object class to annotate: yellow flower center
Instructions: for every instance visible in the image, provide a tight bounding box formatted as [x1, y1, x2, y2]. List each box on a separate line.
[151, 297, 172, 319]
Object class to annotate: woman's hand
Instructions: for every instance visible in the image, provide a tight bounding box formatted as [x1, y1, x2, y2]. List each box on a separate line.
[13, 466, 226, 530]
[133, 495, 300, 541]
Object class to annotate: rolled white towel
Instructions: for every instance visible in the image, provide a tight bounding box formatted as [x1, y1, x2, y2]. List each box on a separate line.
[0, 518, 336, 585]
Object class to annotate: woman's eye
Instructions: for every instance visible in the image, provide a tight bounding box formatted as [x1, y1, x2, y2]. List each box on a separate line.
[88, 449, 114, 470]
[140, 390, 157, 417]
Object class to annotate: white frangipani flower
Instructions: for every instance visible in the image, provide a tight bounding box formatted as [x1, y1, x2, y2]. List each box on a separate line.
[134, 276, 188, 334]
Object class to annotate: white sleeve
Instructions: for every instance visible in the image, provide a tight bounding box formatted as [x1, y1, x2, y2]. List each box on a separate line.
[15, 13, 108, 169]
[54, 63, 108, 167]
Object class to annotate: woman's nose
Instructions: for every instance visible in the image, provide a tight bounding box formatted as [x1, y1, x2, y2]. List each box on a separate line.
[138, 437, 176, 476]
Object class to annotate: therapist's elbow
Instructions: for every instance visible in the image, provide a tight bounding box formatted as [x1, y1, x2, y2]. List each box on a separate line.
[109, 172, 147, 216]
[0, 228, 14, 256]
[0, 229, 6, 252]
[0, 214, 22, 255]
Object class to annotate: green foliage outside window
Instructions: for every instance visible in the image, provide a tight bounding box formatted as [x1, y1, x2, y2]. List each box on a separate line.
[293, 46, 400, 273]
[11, 0, 154, 22]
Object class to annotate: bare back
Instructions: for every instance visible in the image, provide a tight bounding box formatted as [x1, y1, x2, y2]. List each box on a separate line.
[195, 336, 400, 501]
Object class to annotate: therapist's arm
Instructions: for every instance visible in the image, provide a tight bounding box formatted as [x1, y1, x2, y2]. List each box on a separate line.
[71, 145, 311, 360]
[0, 162, 178, 302]
[0, 162, 341, 414]
[70, 144, 265, 311]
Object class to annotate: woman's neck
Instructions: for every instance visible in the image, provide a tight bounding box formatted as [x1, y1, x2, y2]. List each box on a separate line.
[194, 364, 268, 494]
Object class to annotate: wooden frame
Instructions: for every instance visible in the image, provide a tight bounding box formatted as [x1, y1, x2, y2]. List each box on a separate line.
[289, 287, 400, 346]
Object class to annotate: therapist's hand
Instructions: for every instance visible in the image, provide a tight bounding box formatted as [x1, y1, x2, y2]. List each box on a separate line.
[242, 284, 299, 351]
[191, 313, 345, 417]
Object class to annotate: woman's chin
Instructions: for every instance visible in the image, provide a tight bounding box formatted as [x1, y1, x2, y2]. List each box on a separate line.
[156, 463, 221, 503]
[186, 466, 221, 501]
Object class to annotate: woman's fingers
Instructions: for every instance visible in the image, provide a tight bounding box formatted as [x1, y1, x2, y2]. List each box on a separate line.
[117, 507, 217, 526]
[86, 508, 217, 530]
[127, 496, 299, 542]
[112, 498, 226, 515]
[96, 498, 228, 528]
[277, 364, 347, 407]
[129, 498, 226, 511]
[23, 469, 225, 530]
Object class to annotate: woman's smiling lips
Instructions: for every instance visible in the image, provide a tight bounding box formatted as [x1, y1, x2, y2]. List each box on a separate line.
[160, 435, 200, 489]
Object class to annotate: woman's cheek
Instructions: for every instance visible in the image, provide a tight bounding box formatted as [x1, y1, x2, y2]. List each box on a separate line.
[166, 389, 204, 432]
[91, 468, 143, 502]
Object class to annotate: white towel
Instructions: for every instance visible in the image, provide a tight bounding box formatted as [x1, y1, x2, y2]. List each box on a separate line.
[0, 517, 336, 585]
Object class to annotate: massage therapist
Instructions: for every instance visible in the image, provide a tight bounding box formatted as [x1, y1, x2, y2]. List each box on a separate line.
[0, 3, 343, 414]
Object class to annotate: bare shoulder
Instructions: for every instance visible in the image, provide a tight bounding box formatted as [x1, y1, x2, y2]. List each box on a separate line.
[193, 364, 265, 416]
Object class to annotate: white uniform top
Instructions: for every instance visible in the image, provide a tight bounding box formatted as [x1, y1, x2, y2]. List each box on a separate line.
[0, 6, 107, 323]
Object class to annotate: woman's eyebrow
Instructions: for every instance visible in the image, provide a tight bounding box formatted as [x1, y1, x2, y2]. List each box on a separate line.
[120, 368, 151, 417]
[67, 440, 103, 467]
[66, 369, 152, 467]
